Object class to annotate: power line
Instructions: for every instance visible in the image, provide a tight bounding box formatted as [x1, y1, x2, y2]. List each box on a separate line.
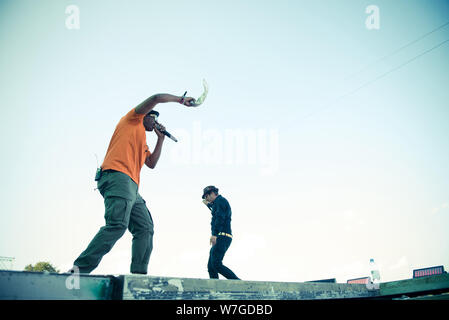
[301, 37, 449, 121]
[344, 20, 449, 81]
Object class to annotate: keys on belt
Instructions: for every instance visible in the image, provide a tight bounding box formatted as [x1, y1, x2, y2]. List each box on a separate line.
[218, 232, 233, 238]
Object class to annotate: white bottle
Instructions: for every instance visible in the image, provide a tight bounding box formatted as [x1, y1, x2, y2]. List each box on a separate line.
[370, 258, 381, 284]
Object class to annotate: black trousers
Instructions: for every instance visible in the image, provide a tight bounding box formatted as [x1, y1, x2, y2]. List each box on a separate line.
[208, 235, 239, 280]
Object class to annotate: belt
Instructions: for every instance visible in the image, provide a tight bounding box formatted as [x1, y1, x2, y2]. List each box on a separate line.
[218, 232, 233, 238]
[102, 169, 118, 173]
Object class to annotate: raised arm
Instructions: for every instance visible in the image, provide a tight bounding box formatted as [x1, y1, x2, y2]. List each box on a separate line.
[203, 199, 213, 211]
[135, 93, 195, 115]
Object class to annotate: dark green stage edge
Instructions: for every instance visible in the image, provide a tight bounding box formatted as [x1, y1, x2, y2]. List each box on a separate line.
[0, 270, 448, 300]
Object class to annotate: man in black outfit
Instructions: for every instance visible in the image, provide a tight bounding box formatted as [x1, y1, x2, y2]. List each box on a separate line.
[202, 186, 240, 280]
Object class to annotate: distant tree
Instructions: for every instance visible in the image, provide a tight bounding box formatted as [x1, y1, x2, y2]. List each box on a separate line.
[24, 261, 59, 273]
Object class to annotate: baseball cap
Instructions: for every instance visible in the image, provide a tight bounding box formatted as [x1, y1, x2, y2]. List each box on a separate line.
[202, 185, 219, 199]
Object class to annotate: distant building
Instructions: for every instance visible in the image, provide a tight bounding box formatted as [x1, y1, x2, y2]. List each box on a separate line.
[0, 257, 15, 270]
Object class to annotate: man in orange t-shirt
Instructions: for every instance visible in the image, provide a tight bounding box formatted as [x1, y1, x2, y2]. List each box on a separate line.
[72, 93, 195, 274]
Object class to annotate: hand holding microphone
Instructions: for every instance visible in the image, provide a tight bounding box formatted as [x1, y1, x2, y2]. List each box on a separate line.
[154, 121, 178, 142]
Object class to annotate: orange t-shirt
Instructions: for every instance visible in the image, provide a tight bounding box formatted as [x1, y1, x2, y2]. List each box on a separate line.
[101, 108, 151, 186]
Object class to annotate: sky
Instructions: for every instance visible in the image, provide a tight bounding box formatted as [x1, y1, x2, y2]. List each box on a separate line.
[0, 0, 448, 284]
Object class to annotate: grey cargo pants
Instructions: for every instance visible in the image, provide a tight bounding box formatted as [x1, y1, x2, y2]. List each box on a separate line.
[74, 170, 154, 274]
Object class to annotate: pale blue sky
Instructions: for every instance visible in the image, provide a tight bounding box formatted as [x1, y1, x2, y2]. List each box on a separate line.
[0, 0, 448, 283]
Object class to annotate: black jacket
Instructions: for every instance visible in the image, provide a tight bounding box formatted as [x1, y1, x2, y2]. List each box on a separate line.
[207, 195, 232, 236]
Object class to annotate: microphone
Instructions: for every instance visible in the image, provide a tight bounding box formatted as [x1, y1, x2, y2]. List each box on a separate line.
[155, 122, 178, 142]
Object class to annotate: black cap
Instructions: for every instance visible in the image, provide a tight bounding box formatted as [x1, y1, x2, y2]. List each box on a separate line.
[145, 110, 159, 119]
[202, 185, 219, 199]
